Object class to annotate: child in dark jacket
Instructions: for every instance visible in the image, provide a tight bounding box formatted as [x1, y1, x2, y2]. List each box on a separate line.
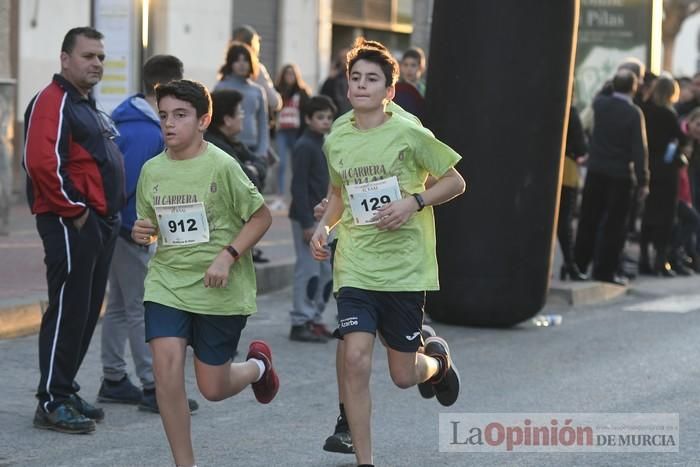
[288, 96, 336, 342]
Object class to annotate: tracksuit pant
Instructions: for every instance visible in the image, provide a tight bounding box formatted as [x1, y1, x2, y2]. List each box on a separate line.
[35, 211, 119, 412]
[290, 219, 332, 326]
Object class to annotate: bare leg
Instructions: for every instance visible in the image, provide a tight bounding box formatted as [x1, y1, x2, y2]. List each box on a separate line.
[386, 348, 440, 389]
[341, 332, 375, 465]
[150, 337, 193, 466]
[194, 357, 260, 401]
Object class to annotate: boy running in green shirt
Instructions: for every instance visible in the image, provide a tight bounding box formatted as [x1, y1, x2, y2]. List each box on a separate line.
[131, 80, 279, 467]
[311, 38, 466, 467]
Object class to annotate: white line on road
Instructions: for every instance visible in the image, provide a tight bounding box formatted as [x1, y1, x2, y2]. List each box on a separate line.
[623, 294, 700, 313]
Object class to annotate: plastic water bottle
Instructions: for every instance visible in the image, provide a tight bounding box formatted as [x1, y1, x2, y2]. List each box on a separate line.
[664, 140, 678, 164]
[531, 314, 563, 327]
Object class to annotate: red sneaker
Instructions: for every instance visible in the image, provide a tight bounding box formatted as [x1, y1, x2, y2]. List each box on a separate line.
[311, 323, 334, 338]
[247, 340, 279, 404]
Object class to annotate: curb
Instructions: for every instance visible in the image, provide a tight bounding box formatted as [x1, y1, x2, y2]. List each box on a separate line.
[0, 259, 295, 340]
[548, 281, 627, 306]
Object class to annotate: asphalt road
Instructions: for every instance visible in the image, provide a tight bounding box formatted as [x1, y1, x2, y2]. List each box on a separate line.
[2, 276, 700, 467]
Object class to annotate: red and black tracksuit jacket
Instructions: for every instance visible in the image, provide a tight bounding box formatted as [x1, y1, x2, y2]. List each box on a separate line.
[23, 74, 125, 218]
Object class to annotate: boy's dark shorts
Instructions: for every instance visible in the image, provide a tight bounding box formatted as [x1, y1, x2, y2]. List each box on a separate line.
[145, 301, 248, 366]
[335, 287, 426, 352]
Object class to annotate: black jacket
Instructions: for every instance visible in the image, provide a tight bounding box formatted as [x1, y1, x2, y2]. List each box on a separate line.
[288, 129, 328, 229]
[588, 93, 649, 187]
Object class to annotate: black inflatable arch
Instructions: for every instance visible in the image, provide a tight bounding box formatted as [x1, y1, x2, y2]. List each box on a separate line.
[425, 1, 579, 327]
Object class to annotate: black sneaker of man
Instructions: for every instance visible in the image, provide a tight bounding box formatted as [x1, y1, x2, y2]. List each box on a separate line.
[97, 375, 142, 404]
[68, 394, 105, 422]
[290, 323, 328, 343]
[33, 403, 96, 434]
[424, 336, 461, 407]
[252, 247, 270, 263]
[417, 324, 437, 399]
[138, 388, 200, 414]
[323, 414, 354, 454]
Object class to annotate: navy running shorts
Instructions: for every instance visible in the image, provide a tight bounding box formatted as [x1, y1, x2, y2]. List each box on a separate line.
[335, 287, 426, 352]
[144, 301, 248, 366]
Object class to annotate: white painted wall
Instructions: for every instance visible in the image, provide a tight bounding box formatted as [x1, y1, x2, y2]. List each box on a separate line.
[152, 0, 231, 90]
[277, 0, 332, 93]
[18, 0, 91, 115]
[672, 13, 700, 77]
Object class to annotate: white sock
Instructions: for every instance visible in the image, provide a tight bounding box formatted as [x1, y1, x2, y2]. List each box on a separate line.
[249, 358, 266, 382]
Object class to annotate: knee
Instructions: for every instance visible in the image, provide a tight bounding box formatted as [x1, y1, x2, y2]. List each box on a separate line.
[197, 382, 226, 402]
[343, 347, 371, 377]
[389, 369, 416, 390]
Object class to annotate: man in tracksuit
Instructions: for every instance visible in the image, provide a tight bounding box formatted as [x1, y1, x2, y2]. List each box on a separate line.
[23, 26, 125, 434]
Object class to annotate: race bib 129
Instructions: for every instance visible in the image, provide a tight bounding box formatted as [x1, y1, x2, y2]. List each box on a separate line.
[346, 176, 402, 225]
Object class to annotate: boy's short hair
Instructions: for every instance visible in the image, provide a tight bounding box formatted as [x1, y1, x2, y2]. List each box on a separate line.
[303, 95, 337, 119]
[401, 47, 425, 67]
[143, 55, 184, 95]
[210, 89, 244, 127]
[218, 41, 259, 80]
[155, 79, 212, 118]
[346, 37, 399, 87]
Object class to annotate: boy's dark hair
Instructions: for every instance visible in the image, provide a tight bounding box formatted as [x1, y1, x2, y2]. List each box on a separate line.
[612, 69, 637, 94]
[210, 89, 244, 128]
[346, 37, 399, 87]
[401, 47, 425, 67]
[218, 41, 259, 80]
[303, 95, 337, 119]
[61, 27, 103, 53]
[155, 80, 212, 118]
[143, 55, 184, 95]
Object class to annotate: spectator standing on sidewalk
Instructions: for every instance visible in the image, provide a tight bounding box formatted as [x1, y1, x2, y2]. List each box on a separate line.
[273, 63, 311, 207]
[288, 95, 336, 342]
[206, 89, 267, 191]
[24, 27, 124, 434]
[574, 69, 649, 286]
[393, 47, 426, 121]
[97, 54, 199, 414]
[232, 24, 282, 117]
[638, 74, 687, 276]
[131, 80, 278, 466]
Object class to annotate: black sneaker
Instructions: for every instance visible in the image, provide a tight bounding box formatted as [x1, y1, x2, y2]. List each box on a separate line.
[138, 388, 199, 414]
[323, 415, 354, 454]
[290, 324, 328, 343]
[424, 336, 461, 407]
[97, 375, 142, 404]
[417, 325, 437, 399]
[33, 403, 96, 434]
[68, 394, 105, 422]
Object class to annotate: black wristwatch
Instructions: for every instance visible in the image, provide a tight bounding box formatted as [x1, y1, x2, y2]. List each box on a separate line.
[225, 245, 240, 260]
[412, 193, 426, 211]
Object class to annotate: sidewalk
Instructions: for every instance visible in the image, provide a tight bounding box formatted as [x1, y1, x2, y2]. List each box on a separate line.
[0, 201, 294, 338]
[0, 200, 634, 339]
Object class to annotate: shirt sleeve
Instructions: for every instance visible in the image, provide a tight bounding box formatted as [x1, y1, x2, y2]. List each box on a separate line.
[255, 88, 270, 158]
[409, 125, 462, 177]
[24, 93, 87, 217]
[323, 137, 343, 188]
[135, 164, 156, 228]
[223, 157, 265, 221]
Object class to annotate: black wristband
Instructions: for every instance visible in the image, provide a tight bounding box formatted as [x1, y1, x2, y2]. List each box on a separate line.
[412, 193, 425, 211]
[225, 245, 240, 260]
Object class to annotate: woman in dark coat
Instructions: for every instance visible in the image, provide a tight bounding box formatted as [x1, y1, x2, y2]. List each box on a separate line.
[639, 74, 687, 276]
